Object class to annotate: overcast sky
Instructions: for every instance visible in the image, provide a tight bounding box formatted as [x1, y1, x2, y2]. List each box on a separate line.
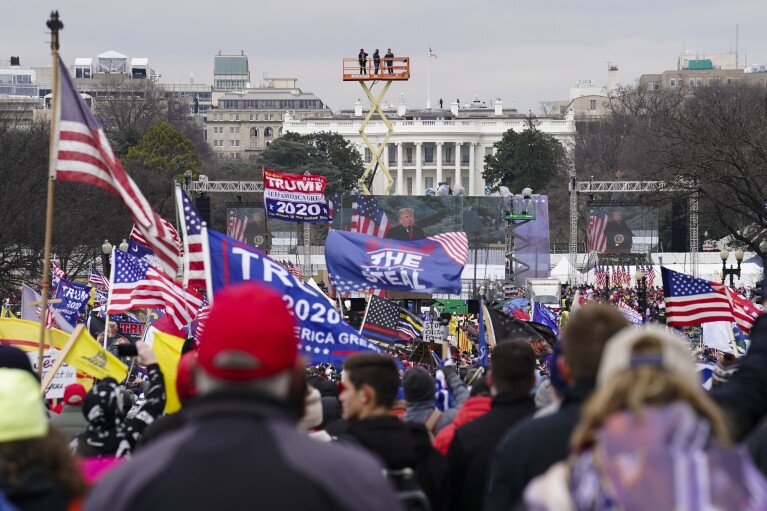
[5, 1, 767, 114]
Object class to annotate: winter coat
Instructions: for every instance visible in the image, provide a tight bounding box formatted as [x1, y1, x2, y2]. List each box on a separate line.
[343, 415, 448, 511]
[524, 403, 767, 511]
[0, 463, 79, 511]
[404, 369, 469, 434]
[433, 395, 492, 455]
[84, 390, 400, 511]
[484, 380, 595, 511]
[446, 394, 535, 511]
[49, 405, 88, 440]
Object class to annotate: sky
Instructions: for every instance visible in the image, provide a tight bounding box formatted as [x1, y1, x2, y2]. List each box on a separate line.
[5, 1, 767, 114]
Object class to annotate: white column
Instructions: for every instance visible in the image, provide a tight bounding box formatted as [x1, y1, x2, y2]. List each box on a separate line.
[454, 142, 461, 188]
[415, 142, 423, 196]
[469, 143, 476, 196]
[436, 142, 443, 185]
[396, 143, 404, 195]
[381, 142, 390, 195]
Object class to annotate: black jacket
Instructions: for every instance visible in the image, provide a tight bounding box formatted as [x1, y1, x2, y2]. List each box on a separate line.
[446, 394, 536, 511]
[385, 224, 425, 241]
[483, 381, 595, 511]
[712, 315, 767, 440]
[342, 415, 447, 510]
[85, 391, 401, 511]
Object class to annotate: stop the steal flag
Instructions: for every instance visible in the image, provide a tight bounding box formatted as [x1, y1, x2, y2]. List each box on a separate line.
[325, 230, 468, 294]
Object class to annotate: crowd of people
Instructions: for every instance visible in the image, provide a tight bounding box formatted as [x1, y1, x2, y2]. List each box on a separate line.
[2, 280, 767, 510]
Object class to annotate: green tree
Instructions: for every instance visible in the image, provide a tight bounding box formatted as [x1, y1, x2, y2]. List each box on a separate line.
[482, 114, 568, 194]
[258, 131, 365, 196]
[123, 122, 201, 216]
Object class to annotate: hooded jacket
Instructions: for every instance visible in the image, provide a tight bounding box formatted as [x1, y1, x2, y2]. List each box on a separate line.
[404, 369, 469, 434]
[433, 395, 492, 455]
[343, 415, 448, 510]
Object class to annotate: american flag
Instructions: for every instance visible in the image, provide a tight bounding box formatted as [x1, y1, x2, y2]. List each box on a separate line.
[647, 265, 657, 286]
[51, 260, 66, 279]
[430, 232, 469, 266]
[350, 196, 389, 237]
[360, 295, 406, 343]
[661, 267, 736, 327]
[284, 260, 303, 280]
[722, 286, 762, 334]
[228, 209, 249, 242]
[53, 55, 180, 278]
[88, 265, 110, 289]
[193, 298, 211, 345]
[175, 186, 206, 289]
[586, 208, 608, 253]
[107, 248, 203, 330]
[428, 46, 438, 59]
[595, 265, 606, 287]
[130, 216, 181, 255]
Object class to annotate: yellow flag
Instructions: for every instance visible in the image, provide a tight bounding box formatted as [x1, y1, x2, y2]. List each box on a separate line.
[146, 330, 184, 414]
[0, 318, 127, 381]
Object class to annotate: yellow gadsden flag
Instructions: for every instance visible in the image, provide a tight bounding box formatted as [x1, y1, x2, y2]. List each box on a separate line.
[0, 318, 127, 381]
[144, 328, 184, 414]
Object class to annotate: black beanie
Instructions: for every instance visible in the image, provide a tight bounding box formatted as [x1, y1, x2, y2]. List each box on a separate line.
[0, 345, 39, 381]
[402, 367, 434, 402]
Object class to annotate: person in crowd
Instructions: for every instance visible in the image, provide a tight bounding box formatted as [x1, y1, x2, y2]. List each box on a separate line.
[604, 210, 634, 253]
[85, 282, 400, 511]
[337, 353, 447, 510]
[385, 208, 426, 241]
[71, 340, 165, 459]
[484, 303, 628, 511]
[372, 49, 381, 74]
[402, 360, 469, 435]
[433, 374, 491, 456]
[524, 326, 767, 510]
[0, 344, 38, 380]
[0, 368, 87, 511]
[49, 383, 89, 440]
[447, 341, 537, 511]
[96, 321, 130, 355]
[384, 48, 394, 74]
[358, 48, 368, 74]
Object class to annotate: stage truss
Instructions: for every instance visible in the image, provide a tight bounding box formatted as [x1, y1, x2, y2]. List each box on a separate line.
[568, 180, 699, 284]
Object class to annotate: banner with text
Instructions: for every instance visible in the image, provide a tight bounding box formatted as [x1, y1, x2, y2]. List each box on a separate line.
[53, 279, 93, 327]
[205, 228, 384, 366]
[264, 169, 330, 223]
[28, 352, 76, 399]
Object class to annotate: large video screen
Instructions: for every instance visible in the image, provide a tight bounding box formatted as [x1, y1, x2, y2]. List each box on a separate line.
[587, 206, 659, 254]
[226, 205, 301, 255]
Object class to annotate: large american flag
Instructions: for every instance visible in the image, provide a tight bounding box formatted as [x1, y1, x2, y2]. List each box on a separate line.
[586, 207, 608, 253]
[88, 265, 110, 289]
[595, 265, 607, 287]
[430, 232, 469, 266]
[53, 55, 180, 278]
[662, 267, 737, 327]
[722, 286, 762, 334]
[350, 195, 389, 237]
[176, 186, 205, 289]
[107, 248, 203, 330]
[228, 209, 248, 242]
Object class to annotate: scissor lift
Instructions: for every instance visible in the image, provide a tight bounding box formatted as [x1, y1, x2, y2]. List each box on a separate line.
[342, 56, 411, 195]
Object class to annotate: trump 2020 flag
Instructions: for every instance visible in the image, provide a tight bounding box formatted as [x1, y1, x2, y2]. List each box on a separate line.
[203, 228, 385, 366]
[325, 230, 468, 294]
[264, 169, 330, 223]
[52, 279, 93, 327]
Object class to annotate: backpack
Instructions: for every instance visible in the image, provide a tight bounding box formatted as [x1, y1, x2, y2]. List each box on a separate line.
[384, 467, 432, 511]
[423, 410, 443, 442]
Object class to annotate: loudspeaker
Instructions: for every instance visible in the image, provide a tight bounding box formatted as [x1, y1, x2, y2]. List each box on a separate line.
[671, 200, 688, 252]
[195, 194, 211, 225]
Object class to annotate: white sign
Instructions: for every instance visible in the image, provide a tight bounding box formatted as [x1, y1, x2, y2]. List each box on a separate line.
[27, 352, 77, 399]
[423, 322, 444, 344]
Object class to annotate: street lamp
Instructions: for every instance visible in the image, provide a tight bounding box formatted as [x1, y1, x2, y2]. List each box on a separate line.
[119, 239, 129, 252]
[635, 269, 647, 323]
[720, 249, 744, 287]
[101, 239, 113, 275]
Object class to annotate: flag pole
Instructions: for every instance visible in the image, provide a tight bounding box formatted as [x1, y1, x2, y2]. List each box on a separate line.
[359, 293, 373, 334]
[38, 11, 64, 379]
[426, 46, 431, 109]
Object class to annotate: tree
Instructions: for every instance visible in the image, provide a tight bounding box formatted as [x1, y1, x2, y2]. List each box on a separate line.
[482, 114, 568, 194]
[258, 131, 365, 196]
[123, 122, 201, 217]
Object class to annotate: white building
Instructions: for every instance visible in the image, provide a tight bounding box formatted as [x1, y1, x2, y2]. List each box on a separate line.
[284, 97, 575, 196]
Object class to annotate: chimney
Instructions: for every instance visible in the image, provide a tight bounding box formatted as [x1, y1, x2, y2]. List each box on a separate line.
[450, 100, 459, 115]
[354, 99, 363, 117]
[397, 97, 407, 116]
[494, 98, 503, 116]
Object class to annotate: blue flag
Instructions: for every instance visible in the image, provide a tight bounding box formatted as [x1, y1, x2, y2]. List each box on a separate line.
[532, 302, 560, 336]
[205, 228, 385, 366]
[325, 230, 468, 294]
[52, 278, 93, 326]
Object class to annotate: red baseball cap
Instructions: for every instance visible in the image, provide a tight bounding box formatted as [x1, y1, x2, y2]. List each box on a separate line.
[197, 282, 298, 381]
[63, 383, 86, 406]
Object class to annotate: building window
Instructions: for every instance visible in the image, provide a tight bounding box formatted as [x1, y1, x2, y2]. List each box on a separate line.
[689, 78, 702, 87]
[647, 82, 660, 91]
[251, 139, 259, 148]
[230, 140, 236, 147]
[589, 99, 597, 110]
[461, 146, 470, 165]
[406, 177, 413, 195]
[235, 140, 240, 147]
[462, 177, 469, 191]
[708, 77, 720, 86]
[444, 146, 453, 163]
[485, 146, 493, 157]
[389, 145, 397, 163]
[265, 127, 273, 137]
[230, 127, 235, 133]
[425, 177, 434, 190]
[364, 148, 372, 163]
[406, 147, 413, 163]
[669, 78, 678, 87]
[727, 77, 739, 85]
[424, 146, 434, 163]
[235, 114, 240, 121]
[249, 114, 255, 121]
[250, 127, 258, 137]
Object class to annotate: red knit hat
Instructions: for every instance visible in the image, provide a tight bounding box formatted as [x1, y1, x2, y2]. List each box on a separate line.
[197, 282, 298, 381]
[63, 383, 86, 406]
